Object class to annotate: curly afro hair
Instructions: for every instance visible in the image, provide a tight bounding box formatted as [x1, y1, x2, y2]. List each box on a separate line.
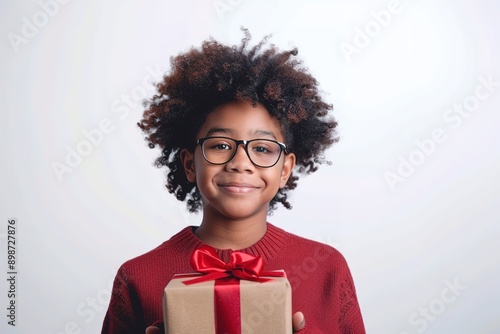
[138, 29, 338, 213]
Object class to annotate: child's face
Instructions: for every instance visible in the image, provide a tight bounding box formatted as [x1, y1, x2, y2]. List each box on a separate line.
[181, 100, 296, 222]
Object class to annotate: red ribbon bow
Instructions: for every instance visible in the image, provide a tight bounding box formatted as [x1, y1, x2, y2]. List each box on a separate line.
[183, 245, 275, 285]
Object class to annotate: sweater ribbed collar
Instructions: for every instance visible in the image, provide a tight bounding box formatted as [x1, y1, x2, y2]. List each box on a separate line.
[168, 223, 287, 266]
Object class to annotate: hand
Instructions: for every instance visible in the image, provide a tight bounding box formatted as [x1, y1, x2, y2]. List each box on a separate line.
[293, 311, 305, 332]
[145, 326, 161, 334]
[146, 312, 305, 333]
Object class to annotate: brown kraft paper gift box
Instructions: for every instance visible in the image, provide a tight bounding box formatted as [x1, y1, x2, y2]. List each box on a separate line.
[163, 272, 292, 334]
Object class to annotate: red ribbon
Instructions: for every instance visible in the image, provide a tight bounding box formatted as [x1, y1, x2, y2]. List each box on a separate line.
[182, 245, 283, 334]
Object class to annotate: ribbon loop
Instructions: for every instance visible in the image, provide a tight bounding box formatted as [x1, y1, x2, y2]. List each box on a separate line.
[183, 245, 281, 285]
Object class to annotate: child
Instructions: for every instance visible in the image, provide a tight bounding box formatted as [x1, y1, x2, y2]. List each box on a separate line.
[102, 29, 365, 333]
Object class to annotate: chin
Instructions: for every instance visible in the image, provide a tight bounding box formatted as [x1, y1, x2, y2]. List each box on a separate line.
[218, 205, 267, 221]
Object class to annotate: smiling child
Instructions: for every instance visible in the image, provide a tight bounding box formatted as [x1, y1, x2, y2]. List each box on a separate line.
[102, 29, 365, 334]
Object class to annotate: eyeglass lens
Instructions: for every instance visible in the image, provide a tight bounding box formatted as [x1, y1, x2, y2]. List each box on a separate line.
[201, 137, 283, 167]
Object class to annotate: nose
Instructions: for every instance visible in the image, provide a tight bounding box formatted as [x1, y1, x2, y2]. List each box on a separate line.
[226, 144, 254, 172]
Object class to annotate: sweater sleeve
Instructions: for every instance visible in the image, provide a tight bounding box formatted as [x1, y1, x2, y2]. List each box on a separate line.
[101, 267, 145, 334]
[337, 259, 365, 333]
[293, 273, 365, 334]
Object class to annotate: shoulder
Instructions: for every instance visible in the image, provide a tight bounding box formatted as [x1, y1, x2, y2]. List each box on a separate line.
[277, 225, 346, 259]
[116, 226, 200, 280]
[271, 224, 350, 271]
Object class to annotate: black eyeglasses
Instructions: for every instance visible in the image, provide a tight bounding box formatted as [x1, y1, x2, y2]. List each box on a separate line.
[196, 136, 288, 168]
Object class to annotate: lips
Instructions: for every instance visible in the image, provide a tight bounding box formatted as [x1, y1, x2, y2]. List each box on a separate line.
[219, 182, 259, 193]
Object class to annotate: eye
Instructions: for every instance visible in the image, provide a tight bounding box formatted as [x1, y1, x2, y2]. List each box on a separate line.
[212, 143, 231, 150]
[250, 141, 277, 155]
[254, 146, 271, 153]
[206, 139, 233, 151]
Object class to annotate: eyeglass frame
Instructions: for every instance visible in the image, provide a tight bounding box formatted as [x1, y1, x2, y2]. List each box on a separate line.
[195, 136, 289, 168]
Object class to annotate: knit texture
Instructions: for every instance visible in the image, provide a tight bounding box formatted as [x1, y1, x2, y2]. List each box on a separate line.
[102, 223, 365, 333]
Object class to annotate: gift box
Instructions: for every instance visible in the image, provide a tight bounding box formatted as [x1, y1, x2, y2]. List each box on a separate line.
[163, 246, 292, 334]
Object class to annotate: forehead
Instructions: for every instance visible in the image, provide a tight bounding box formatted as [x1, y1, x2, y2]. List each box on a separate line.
[197, 101, 284, 140]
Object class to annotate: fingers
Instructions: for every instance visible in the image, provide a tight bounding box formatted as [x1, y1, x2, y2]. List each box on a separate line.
[145, 326, 161, 334]
[292, 311, 305, 332]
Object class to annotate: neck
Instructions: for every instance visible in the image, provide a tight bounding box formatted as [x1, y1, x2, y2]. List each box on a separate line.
[195, 215, 268, 250]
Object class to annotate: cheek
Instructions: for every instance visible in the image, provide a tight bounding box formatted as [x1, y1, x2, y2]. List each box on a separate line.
[262, 168, 285, 186]
[193, 162, 218, 188]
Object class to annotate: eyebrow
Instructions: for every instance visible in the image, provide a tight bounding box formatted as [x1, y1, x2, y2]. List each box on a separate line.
[253, 130, 278, 140]
[205, 127, 278, 140]
[206, 127, 232, 137]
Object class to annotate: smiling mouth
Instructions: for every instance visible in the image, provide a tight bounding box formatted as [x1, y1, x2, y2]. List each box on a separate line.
[219, 183, 258, 193]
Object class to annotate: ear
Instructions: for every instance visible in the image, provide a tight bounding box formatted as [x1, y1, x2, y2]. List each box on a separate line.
[180, 148, 196, 183]
[279, 153, 296, 188]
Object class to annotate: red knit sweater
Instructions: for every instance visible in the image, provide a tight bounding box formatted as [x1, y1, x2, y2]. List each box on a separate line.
[102, 223, 365, 333]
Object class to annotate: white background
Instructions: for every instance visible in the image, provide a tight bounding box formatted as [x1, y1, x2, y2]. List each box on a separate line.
[1, 0, 499, 333]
